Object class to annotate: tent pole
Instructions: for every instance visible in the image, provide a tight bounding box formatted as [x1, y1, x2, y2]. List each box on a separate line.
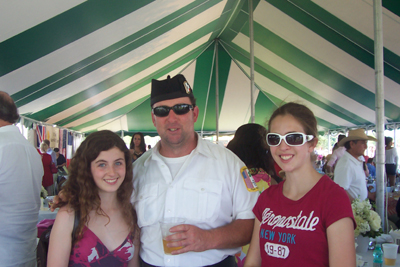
[200, 41, 217, 138]
[373, 0, 386, 232]
[20, 117, 25, 138]
[215, 40, 220, 142]
[249, 0, 255, 123]
[328, 131, 331, 152]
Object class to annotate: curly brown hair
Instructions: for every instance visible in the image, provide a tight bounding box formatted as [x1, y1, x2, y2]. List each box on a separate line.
[60, 130, 138, 243]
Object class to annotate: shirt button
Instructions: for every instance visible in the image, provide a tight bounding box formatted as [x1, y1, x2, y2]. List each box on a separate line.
[140, 196, 143, 199]
[167, 209, 171, 213]
[201, 188, 205, 191]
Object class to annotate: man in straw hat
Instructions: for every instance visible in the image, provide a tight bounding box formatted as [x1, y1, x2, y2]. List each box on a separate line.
[132, 74, 258, 267]
[334, 128, 377, 201]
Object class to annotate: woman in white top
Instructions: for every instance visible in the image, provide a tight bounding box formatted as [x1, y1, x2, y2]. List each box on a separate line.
[385, 136, 398, 186]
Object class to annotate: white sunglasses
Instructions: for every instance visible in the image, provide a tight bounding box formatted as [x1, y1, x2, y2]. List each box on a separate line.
[267, 132, 314, 147]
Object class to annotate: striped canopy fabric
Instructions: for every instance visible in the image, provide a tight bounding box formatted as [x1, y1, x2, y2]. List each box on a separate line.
[1, 0, 399, 136]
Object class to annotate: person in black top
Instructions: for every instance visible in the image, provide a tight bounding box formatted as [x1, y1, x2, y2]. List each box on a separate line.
[129, 132, 146, 162]
[54, 148, 66, 171]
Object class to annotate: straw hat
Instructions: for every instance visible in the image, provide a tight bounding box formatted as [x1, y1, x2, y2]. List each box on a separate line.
[338, 128, 377, 147]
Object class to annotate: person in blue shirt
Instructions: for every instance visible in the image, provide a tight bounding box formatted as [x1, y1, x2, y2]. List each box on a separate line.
[367, 158, 376, 177]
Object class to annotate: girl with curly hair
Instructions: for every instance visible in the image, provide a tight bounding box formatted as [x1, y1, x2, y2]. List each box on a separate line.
[48, 130, 140, 267]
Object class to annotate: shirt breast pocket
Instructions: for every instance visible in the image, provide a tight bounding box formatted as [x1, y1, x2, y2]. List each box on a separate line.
[133, 183, 160, 228]
[182, 179, 223, 222]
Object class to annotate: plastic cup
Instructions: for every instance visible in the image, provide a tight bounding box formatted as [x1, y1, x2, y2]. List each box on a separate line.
[160, 218, 185, 255]
[382, 243, 398, 266]
[46, 196, 54, 209]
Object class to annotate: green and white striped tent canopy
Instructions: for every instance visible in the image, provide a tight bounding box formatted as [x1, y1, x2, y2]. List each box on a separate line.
[1, 0, 399, 136]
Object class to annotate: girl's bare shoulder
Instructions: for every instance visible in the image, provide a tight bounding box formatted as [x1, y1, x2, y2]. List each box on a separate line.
[56, 204, 76, 222]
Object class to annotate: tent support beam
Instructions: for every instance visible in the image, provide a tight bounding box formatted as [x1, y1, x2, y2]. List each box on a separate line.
[215, 40, 220, 142]
[373, 0, 386, 232]
[328, 132, 331, 151]
[249, 0, 255, 123]
[200, 40, 217, 138]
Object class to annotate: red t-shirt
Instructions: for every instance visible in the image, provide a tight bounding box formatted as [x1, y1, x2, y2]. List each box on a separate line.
[40, 152, 53, 187]
[253, 175, 355, 267]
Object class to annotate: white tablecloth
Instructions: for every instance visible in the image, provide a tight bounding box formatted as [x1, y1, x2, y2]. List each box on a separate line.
[38, 208, 58, 223]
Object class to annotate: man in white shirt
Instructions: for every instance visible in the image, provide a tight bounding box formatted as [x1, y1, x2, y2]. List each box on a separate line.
[0, 92, 44, 267]
[334, 129, 377, 201]
[133, 74, 258, 267]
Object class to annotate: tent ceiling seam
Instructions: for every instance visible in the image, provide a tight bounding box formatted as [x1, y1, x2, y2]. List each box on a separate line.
[61, 42, 212, 126]
[217, 0, 244, 38]
[16, 1, 213, 105]
[78, 95, 150, 133]
[200, 41, 217, 137]
[180, 42, 215, 74]
[220, 40, 281, 120]
[220, 40, 368, 126]
[287, 0, 400, 72]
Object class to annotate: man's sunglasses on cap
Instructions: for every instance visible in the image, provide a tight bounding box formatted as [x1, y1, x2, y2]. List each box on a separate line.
[267, 132, 314, 147]
[152, 104, 194, 117]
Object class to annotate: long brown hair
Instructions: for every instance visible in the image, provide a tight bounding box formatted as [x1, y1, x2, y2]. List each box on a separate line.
[129, 132, 146, 153]
[60, 130, 138, 242]
[227, 123, 277, 179]
[227, 124, 269, 169]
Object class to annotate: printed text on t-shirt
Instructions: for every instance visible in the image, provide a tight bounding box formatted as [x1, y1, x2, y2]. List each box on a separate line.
[261, 208, 320, 231]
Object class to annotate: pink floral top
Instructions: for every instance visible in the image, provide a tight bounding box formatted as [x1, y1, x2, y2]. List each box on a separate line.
[69, 226, 135, 267]
[249, 168, 273, 193]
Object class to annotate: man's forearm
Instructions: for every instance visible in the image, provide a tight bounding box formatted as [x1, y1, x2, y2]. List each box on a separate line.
[207, 219, 254, 250]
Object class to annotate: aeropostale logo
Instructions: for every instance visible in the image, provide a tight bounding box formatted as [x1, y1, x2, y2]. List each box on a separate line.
[261, 208, 320, 231]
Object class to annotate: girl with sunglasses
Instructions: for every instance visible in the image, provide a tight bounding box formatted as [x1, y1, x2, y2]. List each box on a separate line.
[244, 102, 356, 267]
[47, 130, 140, 267]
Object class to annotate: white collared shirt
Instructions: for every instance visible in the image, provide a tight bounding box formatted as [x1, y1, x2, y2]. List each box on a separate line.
[0, 125, 44, 266]
[334, 151, 368, 200]
[47, 147, 57, 165]
[132, 134, 258, 266]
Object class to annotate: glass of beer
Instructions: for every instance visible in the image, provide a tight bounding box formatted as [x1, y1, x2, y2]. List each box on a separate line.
[160, 218, 185, 255]
[382, 243, 398, 266]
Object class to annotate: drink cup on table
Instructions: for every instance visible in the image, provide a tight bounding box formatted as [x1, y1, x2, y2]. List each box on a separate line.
[42, 198, 48, 210]
[382, 243, 399, 266]
[46, 196, 54, 209]
[160, 218, 185, 255]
